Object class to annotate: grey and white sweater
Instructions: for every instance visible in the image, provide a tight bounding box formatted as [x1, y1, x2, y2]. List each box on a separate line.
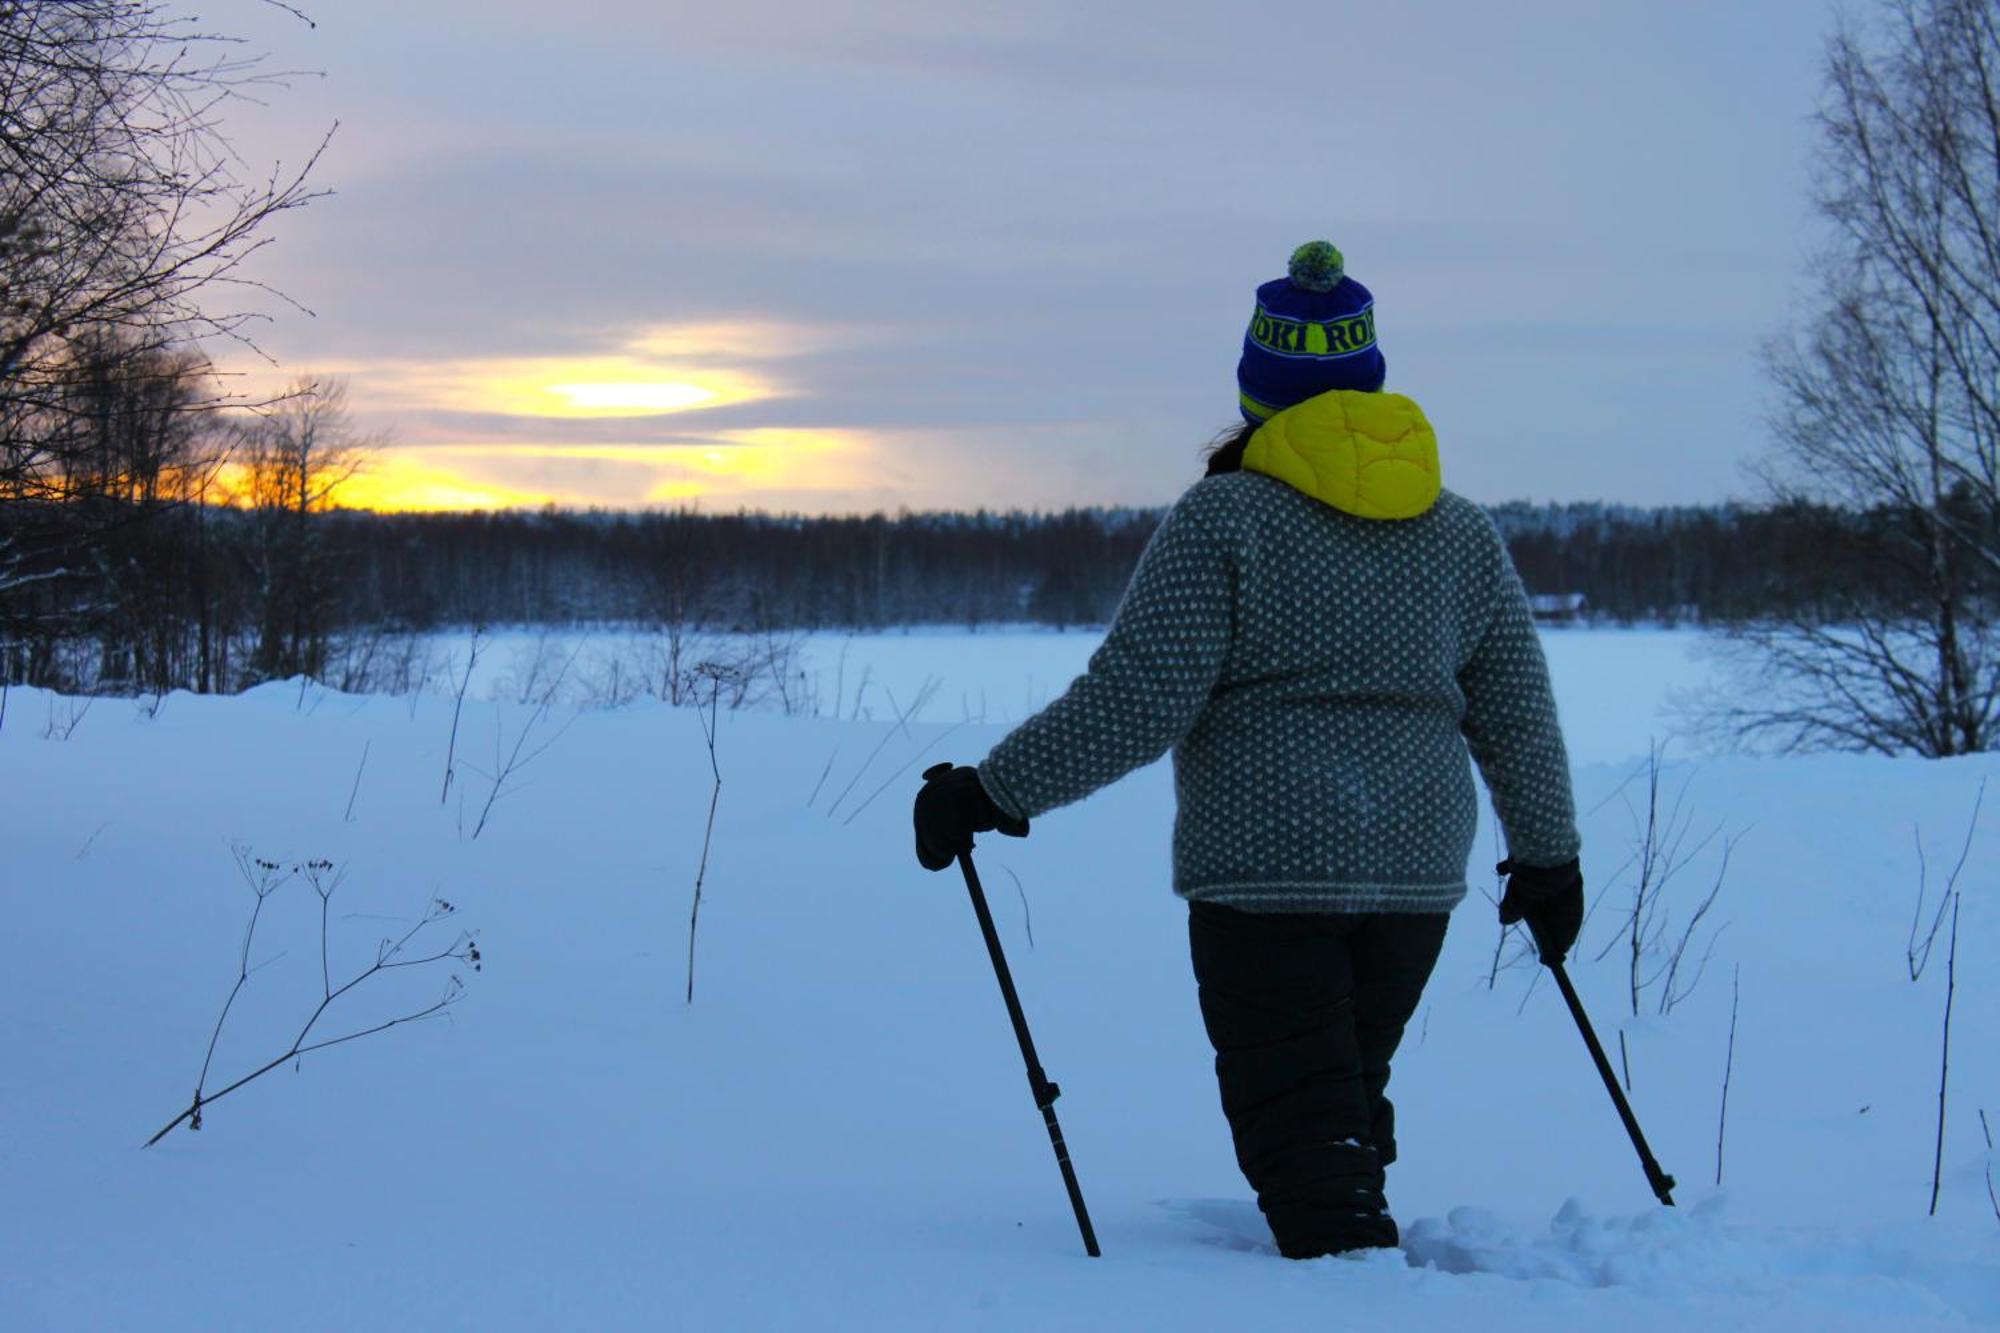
[978, 471, 1579, 914]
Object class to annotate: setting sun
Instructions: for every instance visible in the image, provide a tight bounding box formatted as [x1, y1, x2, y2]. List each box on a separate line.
[544, 381, 718, 413]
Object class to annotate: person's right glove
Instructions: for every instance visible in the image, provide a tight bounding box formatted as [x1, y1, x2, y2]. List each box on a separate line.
[1496, 857, 1584, 965]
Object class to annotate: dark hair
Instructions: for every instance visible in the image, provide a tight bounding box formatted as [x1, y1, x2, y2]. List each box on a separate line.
[1203, 422, 1257, 476]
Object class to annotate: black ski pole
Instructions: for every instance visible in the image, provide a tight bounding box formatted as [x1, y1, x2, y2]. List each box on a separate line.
[1538, 943, 1677, 1207]
[944, 835, 1100, 1257]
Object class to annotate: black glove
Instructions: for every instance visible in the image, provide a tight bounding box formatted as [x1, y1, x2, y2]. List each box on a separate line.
[914, 762, 1029, 871]
[1497, 857, 1584, 965]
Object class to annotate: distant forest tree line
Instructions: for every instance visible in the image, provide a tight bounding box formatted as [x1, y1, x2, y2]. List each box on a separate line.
[296, 496, 1905, 633]
[0, 413, 1967, 701]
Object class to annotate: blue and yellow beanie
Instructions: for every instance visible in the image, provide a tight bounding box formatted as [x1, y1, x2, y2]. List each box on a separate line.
[1236, 240, 1386, 424]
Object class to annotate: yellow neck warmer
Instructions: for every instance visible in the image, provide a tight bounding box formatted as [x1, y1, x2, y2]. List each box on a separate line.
[1242, 389, 1441, 520]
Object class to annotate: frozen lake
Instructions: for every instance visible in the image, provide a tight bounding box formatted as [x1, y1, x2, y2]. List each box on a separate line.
[441, 623, 1716, 767]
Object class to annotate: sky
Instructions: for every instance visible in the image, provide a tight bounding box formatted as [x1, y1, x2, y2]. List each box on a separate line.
[213, 0, 1840, 514]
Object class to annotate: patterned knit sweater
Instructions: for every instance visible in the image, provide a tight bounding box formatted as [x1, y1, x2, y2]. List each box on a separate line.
[977, 469, 1580, 914]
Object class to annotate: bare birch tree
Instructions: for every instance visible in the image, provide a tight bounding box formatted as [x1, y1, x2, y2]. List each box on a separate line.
[1720, 0, 2000, 756]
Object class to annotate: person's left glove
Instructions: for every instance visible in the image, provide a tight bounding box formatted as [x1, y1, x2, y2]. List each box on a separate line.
[1497, 857, 1584, 965]
[914, 763, 1029, 871]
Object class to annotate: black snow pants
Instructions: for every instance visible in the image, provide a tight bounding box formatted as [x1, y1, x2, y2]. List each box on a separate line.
[1188, 901, 1449, 1259]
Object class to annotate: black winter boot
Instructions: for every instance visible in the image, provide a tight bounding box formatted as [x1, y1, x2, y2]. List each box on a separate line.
[1253, 1135, 1399, 1257]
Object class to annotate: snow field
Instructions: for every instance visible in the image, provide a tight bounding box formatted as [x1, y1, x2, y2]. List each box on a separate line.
[1, 629, 1997, 1330]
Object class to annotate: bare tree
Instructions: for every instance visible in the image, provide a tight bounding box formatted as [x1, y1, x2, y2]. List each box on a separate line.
[0, 332, 233, 693]
[0, 2, 325, 448]
[229, 377, 371, 681]
[1590, 744, 1733, 1017]
[1, 1, 325, 688]
[1718, 0, 2000, 756]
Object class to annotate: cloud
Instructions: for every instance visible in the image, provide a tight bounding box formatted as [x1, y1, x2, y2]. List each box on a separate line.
[225, 0, 1832, 510]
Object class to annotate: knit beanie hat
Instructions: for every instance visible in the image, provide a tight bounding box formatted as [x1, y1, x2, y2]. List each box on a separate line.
[1236, 241, 1386, 424]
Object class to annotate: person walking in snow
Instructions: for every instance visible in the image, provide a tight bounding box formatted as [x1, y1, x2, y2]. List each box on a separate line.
[912, 242, 1584, 1260]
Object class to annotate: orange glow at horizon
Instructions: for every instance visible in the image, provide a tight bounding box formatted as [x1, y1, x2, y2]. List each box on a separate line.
[328, 454, 564, 512]
[205, 455, 562, 513]
[215, 322, 884, 510]
[316, 431, 877, 513]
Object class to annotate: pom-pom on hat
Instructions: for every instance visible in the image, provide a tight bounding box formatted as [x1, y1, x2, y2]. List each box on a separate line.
[1236, 240, 1386, 424]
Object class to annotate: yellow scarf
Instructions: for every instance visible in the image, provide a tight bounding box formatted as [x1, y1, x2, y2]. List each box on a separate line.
[1242, 389, 1441, 520]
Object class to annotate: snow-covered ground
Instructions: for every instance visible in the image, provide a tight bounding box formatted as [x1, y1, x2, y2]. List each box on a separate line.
[3, 629, 1998, 1330]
